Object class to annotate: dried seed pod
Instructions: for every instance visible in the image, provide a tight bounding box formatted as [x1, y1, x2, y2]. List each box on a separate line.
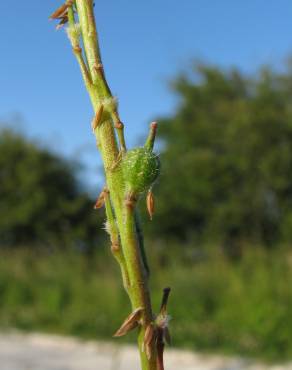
[146, 190, 155, 220]
[91, 104, 104, 132]
[49, 3, 69, 20]
[156, 327, 165, 370]
[144, 324, 155, 344]
[156, 295, 171, 370]
[113, 307, 143, 337]
[144, 323, 157, 360]
[93, 188, 108, 209]
[49, 1, 75, 29]
[122, 148, 160, 194]
[94, 196, 104, 209]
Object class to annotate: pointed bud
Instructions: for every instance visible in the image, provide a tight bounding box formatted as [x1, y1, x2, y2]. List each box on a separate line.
[113, 307, 143, 337]
[146, 190, 155, 220]
[144, 323, 157, 360]
[91, 104, 104, 132]
[94, 196, 105, 209]
[93, 188, 108, 209]
[49, 3, 69, 20]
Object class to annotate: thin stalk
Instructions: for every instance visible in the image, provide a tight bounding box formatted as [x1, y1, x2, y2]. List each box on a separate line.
[64, 1, 158, 369]
[103, 188, 130, 293]
[121, 198, 156, 369]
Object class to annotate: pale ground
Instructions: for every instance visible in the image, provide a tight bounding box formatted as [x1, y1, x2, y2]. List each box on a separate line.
[0, 332, 291, 370]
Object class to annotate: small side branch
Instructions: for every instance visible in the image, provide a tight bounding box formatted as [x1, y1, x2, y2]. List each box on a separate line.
[50, 2, 159, 369]
[66, 6, 93, 92]
[73, 46, 93, 90]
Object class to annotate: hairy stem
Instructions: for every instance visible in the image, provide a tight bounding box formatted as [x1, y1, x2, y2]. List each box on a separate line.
[104, 189, 130, 293]
[66, 1, 158, 369]
[121, 199, 156, 369]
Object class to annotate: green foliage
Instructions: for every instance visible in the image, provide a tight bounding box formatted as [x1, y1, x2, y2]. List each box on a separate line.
[1, 245, 292, 361]
[151, 64, 292, 247]
[0, 128, 103, 249]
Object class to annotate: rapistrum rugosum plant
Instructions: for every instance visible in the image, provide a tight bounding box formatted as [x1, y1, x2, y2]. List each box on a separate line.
[50, 1, 171, 370]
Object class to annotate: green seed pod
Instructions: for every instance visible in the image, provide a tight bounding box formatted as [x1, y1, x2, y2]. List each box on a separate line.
[122, 147, 160, 194]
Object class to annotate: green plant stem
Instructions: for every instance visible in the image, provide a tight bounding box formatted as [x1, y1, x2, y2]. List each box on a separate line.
[68, 1, 157, 369]
[120, 201, 157, 369]
[104, 190, 130, 293]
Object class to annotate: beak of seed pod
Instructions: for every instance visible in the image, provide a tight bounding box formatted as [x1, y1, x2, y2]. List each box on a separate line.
[144, 122, 158, 152]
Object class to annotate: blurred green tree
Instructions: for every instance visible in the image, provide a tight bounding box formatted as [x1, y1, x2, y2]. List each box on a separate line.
[0, 128, 103, 250]
[150, 63, 292, 249]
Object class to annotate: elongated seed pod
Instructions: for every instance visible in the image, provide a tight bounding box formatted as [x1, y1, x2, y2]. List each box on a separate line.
[113, 307, 143, 337]
[49, 3, 69, 19]
[146, 190, 155, 220]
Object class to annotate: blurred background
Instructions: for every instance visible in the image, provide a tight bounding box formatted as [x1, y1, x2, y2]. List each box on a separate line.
[1, 0, 292, 364]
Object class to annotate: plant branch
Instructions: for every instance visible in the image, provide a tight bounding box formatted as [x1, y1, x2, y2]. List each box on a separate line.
[52, 1, 163, 369]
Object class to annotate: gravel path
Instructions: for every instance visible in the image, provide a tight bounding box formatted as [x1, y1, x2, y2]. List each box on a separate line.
[0, 332, 291, 370]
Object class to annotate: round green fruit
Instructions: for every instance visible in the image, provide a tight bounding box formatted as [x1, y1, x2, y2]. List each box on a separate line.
[122, 147, 160, 194]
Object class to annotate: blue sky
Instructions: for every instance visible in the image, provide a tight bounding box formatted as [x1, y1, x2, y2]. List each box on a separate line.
[1, 1, 292, 189]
